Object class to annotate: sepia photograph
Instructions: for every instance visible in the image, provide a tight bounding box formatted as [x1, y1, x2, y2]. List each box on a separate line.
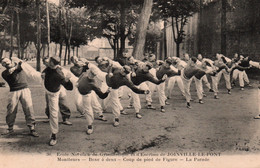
[0, 0, 260, 167]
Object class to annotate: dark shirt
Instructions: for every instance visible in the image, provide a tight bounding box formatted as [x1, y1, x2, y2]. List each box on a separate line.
[106, 67, 145, 94]
[183, 66, 202, 79]
[77, 73, 109, 99]
[70, 64, 89, 77]
[2, 64, 28, 92]
[117, 57, 131, 66]
[131, 68, 163, 86]
[239, 60, 250, 67]
[43, 67, 73, 93]
[156, 65, 180, 80]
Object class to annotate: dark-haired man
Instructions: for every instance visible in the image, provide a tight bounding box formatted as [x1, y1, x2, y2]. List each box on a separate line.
[42, 56, 73, 146]
[97, 60, 149, 126]
[0, 57, 39, 137]
[182, 57, 216, 108]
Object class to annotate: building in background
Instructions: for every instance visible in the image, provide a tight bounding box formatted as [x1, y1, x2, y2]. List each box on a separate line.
[165, 0, 260, 60]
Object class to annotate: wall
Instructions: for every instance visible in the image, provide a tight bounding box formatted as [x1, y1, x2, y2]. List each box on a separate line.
[166, 0, 260, 61]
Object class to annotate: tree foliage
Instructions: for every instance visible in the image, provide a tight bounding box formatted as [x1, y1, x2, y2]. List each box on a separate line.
[153, 0, 199, 57]
[67, 0, 142, 59]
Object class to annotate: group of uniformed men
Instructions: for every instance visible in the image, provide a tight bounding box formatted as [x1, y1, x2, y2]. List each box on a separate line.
[1, 49, 260, 146]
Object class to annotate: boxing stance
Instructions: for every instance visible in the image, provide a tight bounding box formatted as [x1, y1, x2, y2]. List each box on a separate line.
[77, 64, 110, 134]
[128, 60, 166, 117]
[0, 57, 39, 137]
[42, 56, 73, 146]
[98, 60, 149, 126]
[182, 57, 216, 108]
[151, 58, 180, 112]
[167, 57, 186, 99]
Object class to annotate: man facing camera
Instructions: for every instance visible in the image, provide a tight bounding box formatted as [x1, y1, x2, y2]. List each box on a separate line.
[42, 56, 73, 146]
[0, 57, 39, 137]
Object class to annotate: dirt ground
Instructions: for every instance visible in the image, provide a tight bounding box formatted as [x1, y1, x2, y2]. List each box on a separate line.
[0, 63, 260, 157]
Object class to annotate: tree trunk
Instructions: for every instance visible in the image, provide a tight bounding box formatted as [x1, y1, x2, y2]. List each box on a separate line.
[176, 42, 180, 57]
[67, 20, 72, 64]
[16, 10, 21, 59]
[76, 47, 78, 57]
[54, 44, 57, 55]
[163, 20, 167, 59]
[59, 40, 62, 58]
[116, 39, 119, 60]
[119, 0, 126, 58]
[42, 44, 46, 58]
[10, 9, 14, 58]
[132, 0, 153, 60]
[21, 48, 24, 60]
[36, 0, 41, 71]
[58, 0, 63, 58]
[67, 45, 71, 64]
[1, 28, 6, 59]
[46, 0, 50, 57]
[0, 50, 3, 59]
[197, 0, 203, 54]
[221, 0, 227, 55]
[64, 42, 67, 66]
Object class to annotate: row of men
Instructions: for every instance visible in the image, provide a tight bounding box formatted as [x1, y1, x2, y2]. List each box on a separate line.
[1, 50, 260, 146]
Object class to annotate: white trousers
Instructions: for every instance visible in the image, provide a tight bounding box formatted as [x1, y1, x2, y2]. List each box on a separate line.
[103, 88, 121, 118]
[82, 91, 103, 126]
[201, 75, 211, 91]
[181, 75, 192, 103]
[166, 76, 185, 97]
[6, 88, 36, 128]
[145, 68, 156, 105]
[217, 69, 231, 90]
[74, 88, 84, 114]
[232, 69, 249, 87]
[258, 88, 260, 114]
[194, 77, 203, 100]
[46, 89, 61, 134]
[131, 82, 149, 113]
[145, 68, 167, 106]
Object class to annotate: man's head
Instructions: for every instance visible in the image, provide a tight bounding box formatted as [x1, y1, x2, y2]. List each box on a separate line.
[149, 54, 156, 62]
[95, 56, 103, 64]
[123, 65, 131, 74]
[122, 49, 129, 58]
[128, 56, 136, 65]
[99, 60, 109, 72]
[70, 56, 79, 65]
[184, 53, 190, 61]
[216, 53, 221, 60]
[49, 56, 60, 69]
[87, 69, 97, 79]
[142, 62, 153, 73]
[189, 57, 197, 67]
[244, 56, 250, 62]
[0, 57, 15, 69]
[143, 53, 149, 60]
[164, 57, 172, 68]
[42, 57, 50, 67]
[234, 53, 238, 59]
[197, 54, 203, 61]
[239, 55, 244, 60]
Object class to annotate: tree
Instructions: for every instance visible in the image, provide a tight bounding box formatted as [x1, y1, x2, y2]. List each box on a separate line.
[0, 0, 34, 59]
[36, 0, 41, 71]
[68, 0, 142, 60]
[46, 0, 50, 57]
[153, 0, 199, 57]
[132, 0, 153, 60]
[69, 8, 92, 56]
[144, 21, 162, 54]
